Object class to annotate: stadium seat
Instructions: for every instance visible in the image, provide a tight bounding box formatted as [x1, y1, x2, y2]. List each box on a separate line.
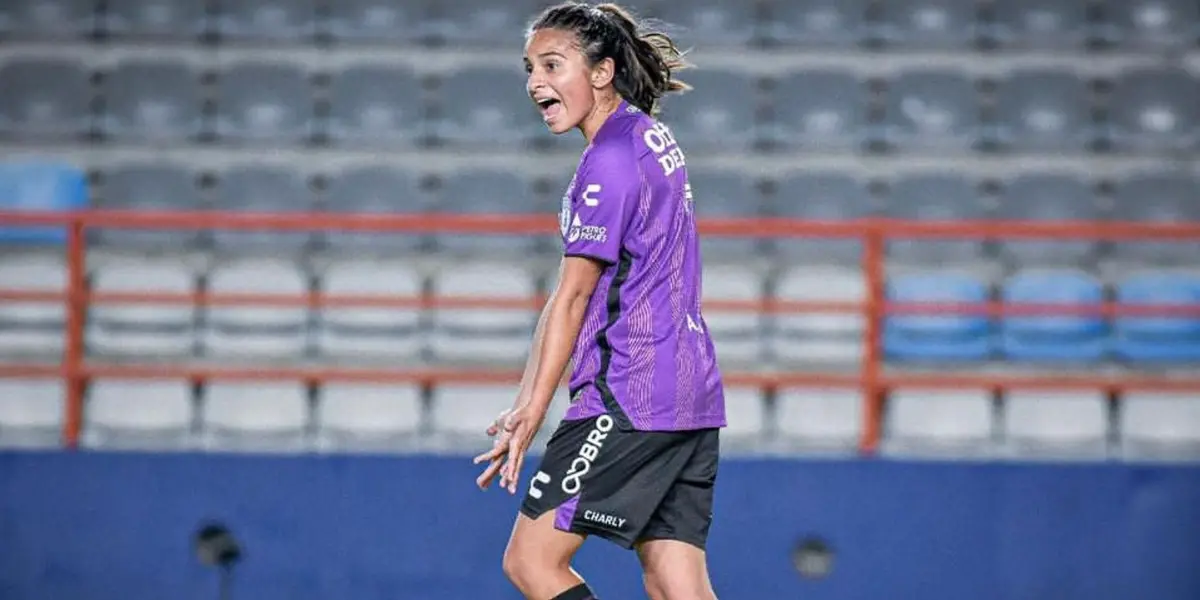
[213, 0, 315, 41]
[883, 173, 986, 267]
[1112, 272, 1200, 364]
[202, 382, 310, 452]
[214, 62, 313, 143]
[767, 70, 867, 151]
[989, 69, 1095, 153]
[0, 253, 66, 358]
[884, 272, 993, 362]
[1120, 392, 1200, 460]
[82, 380, 194, 450]
[658, 69, 759, 152]
[762, 0, 868, 47]
[429, 262, 537, 365]
[1109, 171, 1200, 267]
[210, 165, 315, 252]
[423, 0, 540, 47]
[429, 384, 513, 441]
[722, 387, 767, 449]
[433, 67, 543, 149]
[0, 0, 96, 38]
[996, 174, 1099, 267]
[688, 171, 764, 259]
[93, 163, 200, 249]
[316, 383, 423, 451]
[1098, 0, 1200, 49]
[701, 264, 764, 366]
[984, 0, 1092, 49]
[433, 169, 535, 255]
[99, 60, 203, 142]
[321, 166, 429, 255]
[101, 0, 207, 39]
[650, 0, 760, 48]
[0, 162, 89, 245]
[879, 70, 981, 152]
[1003, 390, 1109, 458]
[326, 0, 422, 42]
[1000, 269, 1108, 363]
[775, 388, 861, 453]
[326, 65, 425, 147]
[201, 258, 310, 360]
[884, 389, 994, 457]
[770, 266, 864, 365]
[0, 59, 93, 140]
[1105, 68, 1198, 153]
[770, 172, 870, 264]
[872, 0, 980, 48]
[0, 379, 65, 448]
[315, 258, 425, 361]
[86, 256, 197, 358]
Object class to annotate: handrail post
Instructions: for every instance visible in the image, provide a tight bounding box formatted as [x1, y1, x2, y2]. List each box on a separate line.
[61, 218, 87, 449]
[859, 223, 886, 455]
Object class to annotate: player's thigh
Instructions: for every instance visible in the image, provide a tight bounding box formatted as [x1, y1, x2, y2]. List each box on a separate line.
[636, 538, 716, 600]
[504, 509, 586, 572]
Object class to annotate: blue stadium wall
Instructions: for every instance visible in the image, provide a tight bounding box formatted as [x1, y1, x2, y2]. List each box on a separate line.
[2, 452, 1199, 600]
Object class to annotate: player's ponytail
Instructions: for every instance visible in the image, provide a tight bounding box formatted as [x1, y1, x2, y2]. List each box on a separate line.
[530, 2, 691, 117]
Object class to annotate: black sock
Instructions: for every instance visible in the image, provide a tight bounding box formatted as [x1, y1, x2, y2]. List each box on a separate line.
[551, 582, 598, 600]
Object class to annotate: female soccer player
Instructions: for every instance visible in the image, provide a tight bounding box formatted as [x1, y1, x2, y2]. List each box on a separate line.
[473, 3, 726, 599]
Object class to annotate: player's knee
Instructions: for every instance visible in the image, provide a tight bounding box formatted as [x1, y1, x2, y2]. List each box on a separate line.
[502, 539, 558, 591]
[501, 544, 529, 589]
[642, 572, 714, 600]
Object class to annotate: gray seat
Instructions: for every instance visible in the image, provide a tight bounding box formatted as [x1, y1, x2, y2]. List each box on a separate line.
[1003, 390, 1109, 459]
[101, 0, 207, 39]
[986, 0, 1091, 49]
[215, 63, 312, 143]
[688, 172, 763, 259]
[326, 0, 422, 42]
[0, 59, 92, 140]
[1099, 0, 1200, 49]
[213, 0, 315, 41]
[990, 69, 1094, 152]
[762, 0, 868, 47]
[429, 262, 538, 365]
[884, 389, 994, 458]
[424, 0, 540, 47]
[880, 70, 980, 152]
[770, 266, 865, 365]
[996, 174, 1099, 267]
[769, 70, 867, 151]
[702, 264, 764, 366]
[0, 379, 65, 448]
[771, 172, 870, 264]
[651, 0, 758, 47]
[315, 258, 425, 361]
[435, 170, 534, 255]
[0, 253, 66, 358]
[873, 0, 979, 48]
[722, 387, 767, 449]
[202, 382, 310, 452]
[0, 0, 96, 38]
[86, 256, 197, 358]
[775, 388, 862, 454]
[211, 165, 314, 252]
[1106, 68, 1198, 153]
[83, 380, 194, 450]
[95, 163, 202, 249]
[202, 258, 310, 360]
[429, 384, 513, 442]
[659, 70, 758, 151]
[317, 384, 424, 451]
[326, 65, 424, 147]
[1110, 171, 1200, 266]
[322, 166, 428, 255]
[1120, 392, 1200, 460]
[434, 67, 541, 148]
[100, 60, 202, 141]
[884, 173, 986, 266]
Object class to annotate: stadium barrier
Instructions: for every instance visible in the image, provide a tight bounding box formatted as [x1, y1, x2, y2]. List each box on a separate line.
[1, 209, 1200, 451]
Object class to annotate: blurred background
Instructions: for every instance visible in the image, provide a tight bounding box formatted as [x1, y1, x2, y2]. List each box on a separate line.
[0, 0, 1198, 599]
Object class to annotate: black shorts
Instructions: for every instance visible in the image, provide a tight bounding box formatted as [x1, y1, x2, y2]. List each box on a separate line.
[519, 413, 720, 551]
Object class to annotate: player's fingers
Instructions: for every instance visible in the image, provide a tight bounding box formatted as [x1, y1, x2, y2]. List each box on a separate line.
[508, 450, 527, 494]
[476, 458, 504, 490]
[472, 442, 506, 464]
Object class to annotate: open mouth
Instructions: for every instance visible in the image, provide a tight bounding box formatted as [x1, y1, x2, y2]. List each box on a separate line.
[535, 98, 562, 122]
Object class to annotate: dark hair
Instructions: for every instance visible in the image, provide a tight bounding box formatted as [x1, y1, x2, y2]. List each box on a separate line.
[528, 2, 691, 116]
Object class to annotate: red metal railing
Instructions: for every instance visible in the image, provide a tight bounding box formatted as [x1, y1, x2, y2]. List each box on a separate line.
[2, 209, 1200, 452]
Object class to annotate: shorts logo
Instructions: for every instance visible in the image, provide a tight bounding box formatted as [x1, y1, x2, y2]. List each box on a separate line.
[561, 414, 613, 495]
[583, 510, 627, 530]
[528, 470, 552, 500]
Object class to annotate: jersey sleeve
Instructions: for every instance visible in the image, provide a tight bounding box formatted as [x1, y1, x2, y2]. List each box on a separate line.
[562, 142, 641, 265]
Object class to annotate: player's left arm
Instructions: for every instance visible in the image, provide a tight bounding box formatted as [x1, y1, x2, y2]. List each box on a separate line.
[522, 256, 604, 417]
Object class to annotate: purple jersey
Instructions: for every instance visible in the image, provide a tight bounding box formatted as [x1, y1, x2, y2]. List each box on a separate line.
[559, 101, 726, 432]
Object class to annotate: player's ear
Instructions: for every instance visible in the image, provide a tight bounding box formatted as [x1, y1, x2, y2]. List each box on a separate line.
[590, 57, 615, 89]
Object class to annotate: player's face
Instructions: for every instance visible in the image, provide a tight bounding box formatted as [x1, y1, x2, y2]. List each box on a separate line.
[524, 28, 597, 135]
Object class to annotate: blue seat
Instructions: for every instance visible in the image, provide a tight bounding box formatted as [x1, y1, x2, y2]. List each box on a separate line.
[885, 272, 993, 361]
[989, 69, 1094, 152]
[1106, 68, 1198, 153]
[1113, 273, 1200, 364]
[879, 70, 981, 152]
[768, 70, 867, 151]
[0, 162, 89, 245]
[1000, 270, 1108, 362]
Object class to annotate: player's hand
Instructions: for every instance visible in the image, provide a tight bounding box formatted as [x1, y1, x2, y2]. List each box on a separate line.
[473, 408, 514, 490]
[498, 405, 544, 495]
